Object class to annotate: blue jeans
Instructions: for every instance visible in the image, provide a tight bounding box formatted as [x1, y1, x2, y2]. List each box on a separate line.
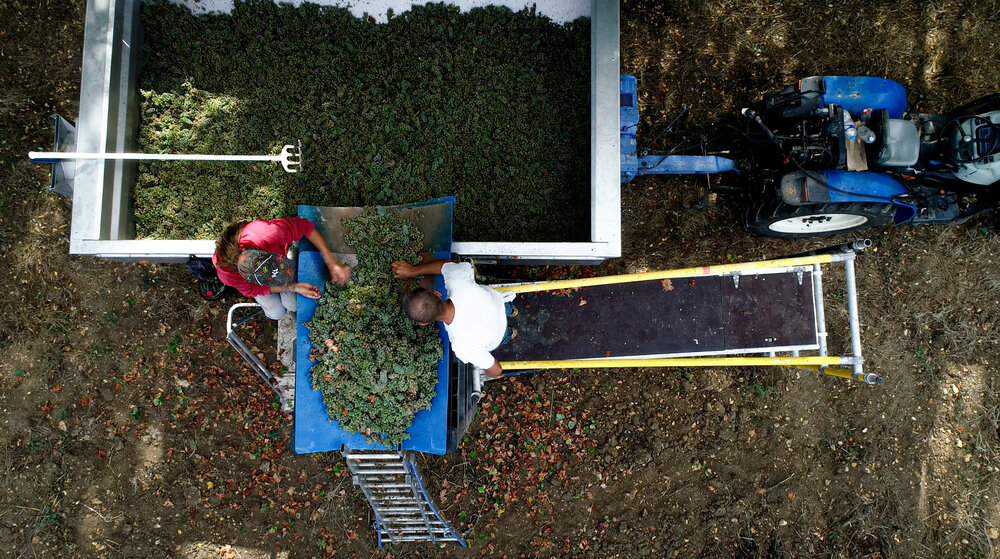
[499, 327, 513, 347]
[255, 291, 297, 320]
[498, 301, 516, 347]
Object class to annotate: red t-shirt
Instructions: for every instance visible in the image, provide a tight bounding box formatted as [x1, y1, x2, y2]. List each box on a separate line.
[212, 217, 315, 297]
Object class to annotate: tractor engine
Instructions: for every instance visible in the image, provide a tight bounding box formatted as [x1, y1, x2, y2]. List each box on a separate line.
[742, 99, 850, 172]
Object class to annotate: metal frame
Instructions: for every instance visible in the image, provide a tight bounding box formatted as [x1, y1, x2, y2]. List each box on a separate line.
[343, 450, 466, 548]
[225, 303, 295, 411]
[66, 0, 620, 263]
[487, 251, 880, 385]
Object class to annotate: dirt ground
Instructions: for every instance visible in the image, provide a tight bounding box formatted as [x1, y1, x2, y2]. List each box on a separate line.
[3, 0, 1000, 557]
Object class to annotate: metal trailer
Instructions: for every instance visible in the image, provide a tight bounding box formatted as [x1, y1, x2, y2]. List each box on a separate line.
[55, 0, 622, 264]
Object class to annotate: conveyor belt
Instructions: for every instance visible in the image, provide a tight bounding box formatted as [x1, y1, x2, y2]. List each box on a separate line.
[493, 270, 817, 362]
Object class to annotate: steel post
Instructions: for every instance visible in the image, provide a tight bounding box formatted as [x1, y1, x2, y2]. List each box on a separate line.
[842, 252, 867, 383]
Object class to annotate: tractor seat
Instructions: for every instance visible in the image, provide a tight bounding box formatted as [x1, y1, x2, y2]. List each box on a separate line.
[865, 109, 921, 167]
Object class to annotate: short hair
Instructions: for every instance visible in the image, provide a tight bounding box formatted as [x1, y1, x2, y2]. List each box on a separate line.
[403, 288, 443, 323]
[215, 221, 249, 270]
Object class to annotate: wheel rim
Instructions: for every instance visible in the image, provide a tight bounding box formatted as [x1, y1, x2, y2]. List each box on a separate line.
[768, 213, 869, 234]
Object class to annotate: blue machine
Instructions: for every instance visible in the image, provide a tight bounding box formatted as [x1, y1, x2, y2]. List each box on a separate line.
[619, 74, 1000, 238]
[619, 74, 734, 183]
[813, 76, 908, 119]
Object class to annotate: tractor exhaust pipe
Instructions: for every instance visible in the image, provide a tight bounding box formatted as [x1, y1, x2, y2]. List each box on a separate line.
[785, 239, 871, 259]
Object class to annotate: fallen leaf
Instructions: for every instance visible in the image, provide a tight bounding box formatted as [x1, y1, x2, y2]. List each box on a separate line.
[788, 492, 795, 502]
[661, 279, 674, 292]
[579, 298, 587, 306]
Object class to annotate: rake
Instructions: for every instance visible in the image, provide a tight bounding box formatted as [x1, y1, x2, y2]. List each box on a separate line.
[29, 141, 303, 173]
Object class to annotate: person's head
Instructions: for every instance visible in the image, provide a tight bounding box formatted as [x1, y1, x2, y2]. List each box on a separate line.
[215, 221, 249, 269]
[402, 288, 444, 325]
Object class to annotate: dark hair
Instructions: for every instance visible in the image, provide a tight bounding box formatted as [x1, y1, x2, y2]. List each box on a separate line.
[403, 288, 443, 323]
[215, 221, 249, 270]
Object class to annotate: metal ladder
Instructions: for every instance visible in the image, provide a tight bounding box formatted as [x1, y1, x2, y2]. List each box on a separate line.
[343, 450, 466, 548]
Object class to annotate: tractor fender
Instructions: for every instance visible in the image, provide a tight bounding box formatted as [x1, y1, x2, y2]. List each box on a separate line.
[811, 76, 908, 118]
[778, 170, 916, 223]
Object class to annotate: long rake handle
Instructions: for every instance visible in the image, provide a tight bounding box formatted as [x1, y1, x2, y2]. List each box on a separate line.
[28, 151, 281, 163]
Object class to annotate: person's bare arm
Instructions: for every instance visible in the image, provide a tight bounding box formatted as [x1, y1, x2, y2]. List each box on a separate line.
[484, 358, 503, 379]
[269, 282, 320, 299]
[307, 229, 351, 285]
[391, 259, 447, 278]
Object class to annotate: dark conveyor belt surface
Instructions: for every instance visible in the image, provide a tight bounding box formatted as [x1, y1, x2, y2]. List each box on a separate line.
[493, 272, 818, 362]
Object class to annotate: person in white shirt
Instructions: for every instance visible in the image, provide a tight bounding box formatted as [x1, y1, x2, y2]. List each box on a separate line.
[392, 259, 516, 379]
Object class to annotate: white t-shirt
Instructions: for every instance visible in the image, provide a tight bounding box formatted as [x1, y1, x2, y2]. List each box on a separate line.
[441, 262, 508, 369]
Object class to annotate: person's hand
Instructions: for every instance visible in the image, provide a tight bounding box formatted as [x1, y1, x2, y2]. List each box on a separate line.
[328, 263, 351, 285]
[392, 261, 417, 278]
[485, 360, 503, 379]
[293, 282, 321, 299]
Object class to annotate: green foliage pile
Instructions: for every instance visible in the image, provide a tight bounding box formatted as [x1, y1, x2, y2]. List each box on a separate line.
[136, 1, 590, 242]
[133, 83, 290, 238]
[306, 208, 442, 447]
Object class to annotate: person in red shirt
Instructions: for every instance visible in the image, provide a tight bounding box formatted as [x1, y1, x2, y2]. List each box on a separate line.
[212, 217, 350, 319]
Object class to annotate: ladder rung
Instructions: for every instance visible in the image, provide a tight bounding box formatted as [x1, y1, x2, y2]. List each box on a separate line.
[382, 527, 453, 536]
[353, 468, 407, 474]
[356, 474, 407, 480]
[381, 535, 456, 542]
[344, 452, 405, 460]
[377, 508, 425, 514]
[355, 477, 408, 484]
[382, 511, 425, 524]
[355, 475, 408, 481]
[381, 529, 455, 536]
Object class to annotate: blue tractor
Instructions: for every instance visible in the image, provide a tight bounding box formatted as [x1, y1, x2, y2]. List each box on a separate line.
[620, 75, 1000, 238]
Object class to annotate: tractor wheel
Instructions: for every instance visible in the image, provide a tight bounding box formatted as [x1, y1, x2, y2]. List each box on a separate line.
[746, 198, 896, 238]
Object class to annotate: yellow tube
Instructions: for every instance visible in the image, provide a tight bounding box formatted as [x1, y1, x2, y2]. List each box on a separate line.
[797, 365, 854, 380]
[493, 254, 835, 293]
[499, 356, 847, 369]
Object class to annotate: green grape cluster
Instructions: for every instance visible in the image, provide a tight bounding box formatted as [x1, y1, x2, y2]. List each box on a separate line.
[307, 208, 442, 447]
[136, 1, 590, 242]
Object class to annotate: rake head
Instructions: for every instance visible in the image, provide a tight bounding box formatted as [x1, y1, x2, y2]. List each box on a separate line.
[279, 141, 303, 173]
